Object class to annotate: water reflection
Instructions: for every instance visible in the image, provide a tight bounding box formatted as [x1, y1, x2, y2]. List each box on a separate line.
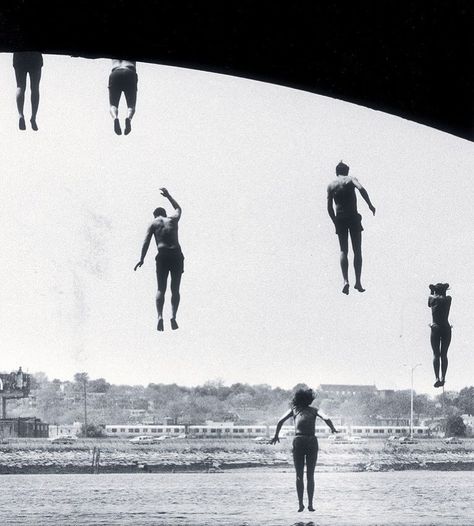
[292, 522, 317, 526]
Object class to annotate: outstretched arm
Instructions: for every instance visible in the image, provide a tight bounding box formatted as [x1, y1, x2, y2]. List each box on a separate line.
[317, 410, 339, 433]
[270, 410, 293, 444]
[327, 186, 336, 224]
[353, 178, 376, 215]
[134, 223, 154, 271]
[160, 187, 182, 220]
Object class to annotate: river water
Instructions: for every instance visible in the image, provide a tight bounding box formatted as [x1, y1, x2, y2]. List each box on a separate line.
[0, 471, 472, 525]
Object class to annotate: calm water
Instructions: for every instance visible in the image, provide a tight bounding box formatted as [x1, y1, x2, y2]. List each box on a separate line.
[0, 471, 472, 526]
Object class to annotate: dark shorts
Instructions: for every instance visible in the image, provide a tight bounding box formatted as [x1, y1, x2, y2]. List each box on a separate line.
[334, 213, 363, 236]
[108, 67, 138, 106]
[430, 323, 452, 340]
[155, 248, 184, 276]
[292, 435, 318, 459]
[13, 52, 43, 73]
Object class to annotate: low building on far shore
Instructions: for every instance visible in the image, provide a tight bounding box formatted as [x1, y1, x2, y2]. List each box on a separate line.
[0, 417, 49, 438]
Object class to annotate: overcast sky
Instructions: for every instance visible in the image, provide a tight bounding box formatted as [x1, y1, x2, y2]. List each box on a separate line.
[0, 54, 472, 394]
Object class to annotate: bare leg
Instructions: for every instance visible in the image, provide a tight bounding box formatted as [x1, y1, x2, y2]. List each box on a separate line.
[337, 231, 349, 294]
[170, 268, 182, 329]
[351, 230, 365, 292]
[109, 86, 122, 134]
[29, 68, 41, 130]
[430, 328, 441, 386]
[14, 68, 27, 129]
[156, 268, 168, 331]
[124, 88, 136, 135]
[306, 447, 318, 512]
[292, 448, 305, 512]
[440, 329, 451, 383]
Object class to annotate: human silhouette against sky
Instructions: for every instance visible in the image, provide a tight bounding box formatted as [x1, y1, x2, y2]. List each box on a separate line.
[13, 52, 43, 131]
[134, 188, 184, 331]
[428, 283, 452, 388]
[108, 59, 137, 135]
[327, 161, 376, 294]
[270, 388, 338, 513]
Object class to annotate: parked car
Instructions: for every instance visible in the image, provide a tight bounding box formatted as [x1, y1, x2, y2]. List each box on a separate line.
[328, 435, 350, 444]
[387, 436, 399, 442]
[399, 436, 418, 444]
[445, 437, 462, 444]
[129, 435, 157, 444]
[49, 435, 78, 444]
[155, 435, 170, 441]
[253, 436, 269, 443]
[348, 435, 366, 443]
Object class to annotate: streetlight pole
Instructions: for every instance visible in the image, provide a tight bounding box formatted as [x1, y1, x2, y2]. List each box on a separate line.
[83, 379, 88, 437]
[404, 363, 421, 438]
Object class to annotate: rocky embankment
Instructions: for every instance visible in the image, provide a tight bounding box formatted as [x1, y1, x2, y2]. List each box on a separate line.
[0, 439, 473, 474]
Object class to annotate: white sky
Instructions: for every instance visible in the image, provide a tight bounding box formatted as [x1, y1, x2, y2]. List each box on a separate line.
[0, 54, 472, 394]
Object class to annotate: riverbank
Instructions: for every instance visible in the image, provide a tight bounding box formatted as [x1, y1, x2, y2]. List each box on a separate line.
[0, 438, 473, 475]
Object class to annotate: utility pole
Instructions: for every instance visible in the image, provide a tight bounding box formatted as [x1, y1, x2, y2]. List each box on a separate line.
[83, 378, 88, 437]
[404, 363, 422, 438]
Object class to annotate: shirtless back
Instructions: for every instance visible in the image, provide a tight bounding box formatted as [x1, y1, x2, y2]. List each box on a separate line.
[327, 176, 359, 217]
[292, 406, 318, 435]
[151, 215, 180, 250]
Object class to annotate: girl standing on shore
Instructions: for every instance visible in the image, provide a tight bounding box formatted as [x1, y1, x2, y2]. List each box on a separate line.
[270, 388, 339, 512]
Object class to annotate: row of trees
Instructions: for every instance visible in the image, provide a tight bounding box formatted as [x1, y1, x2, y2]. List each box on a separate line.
[8, 374, 474, 435]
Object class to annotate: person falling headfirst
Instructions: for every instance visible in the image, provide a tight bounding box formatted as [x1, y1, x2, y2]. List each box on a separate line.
[134, 188, 184, 331]
[108, 59, 137, 135]
[327, 161, 376, 294]
[428, 283, 452, 388]
[270, 388, 339, 513]
[13, 52, 43, 131]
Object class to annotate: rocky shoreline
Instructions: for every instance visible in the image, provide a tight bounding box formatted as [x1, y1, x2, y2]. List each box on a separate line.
[1, 439, 473, 475]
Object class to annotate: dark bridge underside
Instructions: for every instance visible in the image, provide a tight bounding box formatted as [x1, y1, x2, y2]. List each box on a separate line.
[0, 1, 472, 140]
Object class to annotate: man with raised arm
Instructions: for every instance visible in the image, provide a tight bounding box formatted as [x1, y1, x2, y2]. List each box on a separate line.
[134, 188, 184, 331]
[327, 161, 376, 294]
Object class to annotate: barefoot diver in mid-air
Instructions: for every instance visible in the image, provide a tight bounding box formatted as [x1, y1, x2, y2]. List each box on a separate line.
[13, 52, 43, 131]
[134, 188, 184, 331]
[428, 283, 452, 388]
[327, 161, 376, 294]
[108, 59, 138, 135]
[270, 388, 339, 513]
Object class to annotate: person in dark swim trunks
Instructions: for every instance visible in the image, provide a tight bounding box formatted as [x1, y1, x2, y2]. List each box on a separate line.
[327, 161, 376, 294]
[428, 283, 452, 388]
[270, 388, 339, 513]
[134, 188, 183, 331]
[13, 52, 43, 131]
[108, 59, 138, 135]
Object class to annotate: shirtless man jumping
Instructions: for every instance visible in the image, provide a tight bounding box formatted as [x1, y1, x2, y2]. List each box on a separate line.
[327, 161, 376, 294]
[108, 59, 138, 135]
[134, 188, 184, 331]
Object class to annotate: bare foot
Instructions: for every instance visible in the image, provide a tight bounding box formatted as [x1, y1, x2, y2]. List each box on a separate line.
[124, 117, 132, 135]
[157, 319, 164, 332]
[342, 283, 349, 295]
[30, 118, 38, 131]
[308, 505, 315, 512]
[170, 318, 179, 330]
[298, 504, 305, 512]
[19, 117, 26, 130]
[114, 118, 122, 135]
[354, 283, 366, 292]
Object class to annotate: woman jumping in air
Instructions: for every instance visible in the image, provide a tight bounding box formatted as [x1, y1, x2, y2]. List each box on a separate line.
[270, 388, 338, 513]
[428, 283, 452, 388]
